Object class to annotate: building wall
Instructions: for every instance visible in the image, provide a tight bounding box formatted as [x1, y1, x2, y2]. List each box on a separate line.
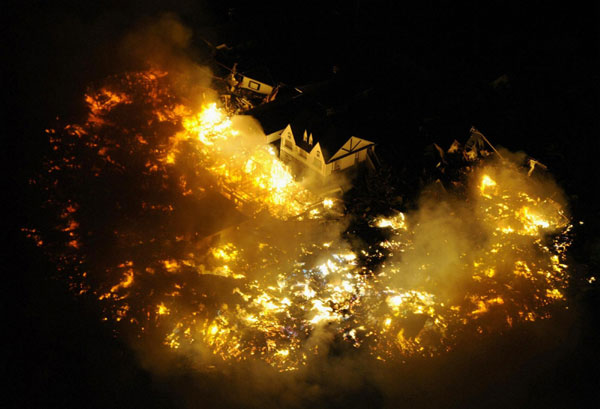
[279, 125, 326, 176]
[325, 146, 371, 176]
[328, 137, 374, 161]
[278, 125, 376, 178]
[239, 76, 274, 95]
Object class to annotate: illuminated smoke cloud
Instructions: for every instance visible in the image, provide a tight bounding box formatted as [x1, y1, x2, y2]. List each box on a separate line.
[28, 66, 572, 375]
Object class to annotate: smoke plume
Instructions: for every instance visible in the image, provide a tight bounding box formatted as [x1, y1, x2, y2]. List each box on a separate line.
[120, 13, 216, 107]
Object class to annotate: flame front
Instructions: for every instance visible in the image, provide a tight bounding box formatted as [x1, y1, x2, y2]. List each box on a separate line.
[177, 102, 315, 218]
[30, 70, 573, 371]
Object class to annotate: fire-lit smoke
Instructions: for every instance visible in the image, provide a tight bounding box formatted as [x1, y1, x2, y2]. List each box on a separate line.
[25, 66, 573, 375]
[119, 13, 216, 107]
[368, 159, 570, 358]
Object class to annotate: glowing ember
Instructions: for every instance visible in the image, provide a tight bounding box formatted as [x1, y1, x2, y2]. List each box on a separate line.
[373, 211, 407, 230]
[29, 70, 573, 371]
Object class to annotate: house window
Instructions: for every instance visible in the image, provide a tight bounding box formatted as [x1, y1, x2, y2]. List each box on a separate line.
[315, 150, 320, 158]
[332, 161, 340, 172]
[298, 149, 307, 159]
[248, 80, 261, 91]
[284, 140, 293, 150]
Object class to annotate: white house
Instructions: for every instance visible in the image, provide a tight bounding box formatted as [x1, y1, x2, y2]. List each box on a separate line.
[247, 80, 379, 180]
[277, 120, 377, 179]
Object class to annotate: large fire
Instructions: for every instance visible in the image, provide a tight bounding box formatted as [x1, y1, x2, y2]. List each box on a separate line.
[27, 70, 572, 371]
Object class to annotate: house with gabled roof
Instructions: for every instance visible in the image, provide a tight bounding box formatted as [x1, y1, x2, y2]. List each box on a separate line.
[248, 79, 379, 181]
[278, 112, 377, 178]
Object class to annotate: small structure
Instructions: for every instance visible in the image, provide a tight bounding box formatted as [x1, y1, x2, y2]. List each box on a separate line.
[226, 63, 274, 96]
[247, 86, 304, 143]
[220, 63, 278, 113]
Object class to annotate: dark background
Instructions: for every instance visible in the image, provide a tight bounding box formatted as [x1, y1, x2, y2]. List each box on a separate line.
[4, 1, 599, 408]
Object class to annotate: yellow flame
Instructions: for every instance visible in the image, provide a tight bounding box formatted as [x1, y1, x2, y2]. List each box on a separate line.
[480, 174, 497, 199]
[157, 303, 170, 315]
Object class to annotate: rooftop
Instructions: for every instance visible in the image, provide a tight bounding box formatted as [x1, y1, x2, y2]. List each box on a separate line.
[248, 77, 376, 159]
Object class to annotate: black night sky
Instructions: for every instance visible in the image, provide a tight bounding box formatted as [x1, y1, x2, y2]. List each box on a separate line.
[5, 1, 599, 408]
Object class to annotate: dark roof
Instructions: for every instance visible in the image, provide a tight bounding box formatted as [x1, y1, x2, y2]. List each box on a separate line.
[246, 87, 304, 135]
[289, 107, 326, 151]
[296, 77, 373, 108]
[248, 77, 376, 160]
[291, 110, 373, 162]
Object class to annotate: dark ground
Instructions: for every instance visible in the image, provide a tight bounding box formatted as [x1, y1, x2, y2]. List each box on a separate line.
[4, 1, 599, 408]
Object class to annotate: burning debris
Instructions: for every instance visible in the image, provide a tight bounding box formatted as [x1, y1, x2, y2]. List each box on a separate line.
[27, 69, 573, 372]
[219, 62, 276, 113]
